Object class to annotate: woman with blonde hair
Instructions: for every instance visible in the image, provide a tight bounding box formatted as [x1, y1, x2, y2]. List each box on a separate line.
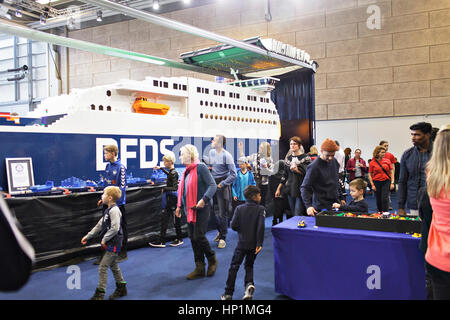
[368, 145, 394, 212]
[425, 125, 450, 300]
[175, 144, 218, 280]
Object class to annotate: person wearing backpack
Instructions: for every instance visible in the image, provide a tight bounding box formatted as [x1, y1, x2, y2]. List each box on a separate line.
[368, 146, 395, 212]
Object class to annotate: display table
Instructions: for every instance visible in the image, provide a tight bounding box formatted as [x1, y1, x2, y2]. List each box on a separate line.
[5, 185, 187, 270]
[272, 216, 426, 300]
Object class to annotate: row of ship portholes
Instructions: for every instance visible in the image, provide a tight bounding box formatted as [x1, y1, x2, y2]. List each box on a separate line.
[200, 113, 277, 125]
[91, 104, 111, 111]
[199, 100, 277, 114]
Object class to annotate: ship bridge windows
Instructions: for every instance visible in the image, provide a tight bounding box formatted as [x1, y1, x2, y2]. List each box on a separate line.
[197, 87, 209, 94]
[153, 80, 169, 88]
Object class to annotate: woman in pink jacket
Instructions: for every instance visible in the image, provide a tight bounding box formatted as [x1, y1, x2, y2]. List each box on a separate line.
[425, 125, 450, 300]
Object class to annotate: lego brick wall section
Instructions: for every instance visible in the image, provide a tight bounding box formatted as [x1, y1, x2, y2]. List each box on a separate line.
[63, 0, 450, 120]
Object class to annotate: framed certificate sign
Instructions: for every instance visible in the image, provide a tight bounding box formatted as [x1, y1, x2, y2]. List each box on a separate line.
[5, 158, 34, 194]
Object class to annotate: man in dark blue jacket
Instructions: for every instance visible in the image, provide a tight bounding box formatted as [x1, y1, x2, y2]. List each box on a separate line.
[301, 139, 345, 216]
[221, 185, 265, 300]
[398, 122, 433, 216]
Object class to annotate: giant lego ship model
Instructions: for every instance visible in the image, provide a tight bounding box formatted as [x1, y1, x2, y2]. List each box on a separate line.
[0, 74, 281, 193]
[0, 15, 317, 194]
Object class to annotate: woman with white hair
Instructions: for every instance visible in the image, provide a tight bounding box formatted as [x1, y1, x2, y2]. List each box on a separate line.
[425, 125, 450, 300]
[175, 144, 218, 280]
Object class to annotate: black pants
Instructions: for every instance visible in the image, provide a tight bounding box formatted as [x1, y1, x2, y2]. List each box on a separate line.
[373, 180, 390, 212]
[231, 199, 245, 223]
[160, 194, 182, 242]
[225, 247, 257, 295]
[257, 183, 268, 207]
[187, 202, 215, 264]
[272, 197, 290, 225]
[426, 262, 450, 300]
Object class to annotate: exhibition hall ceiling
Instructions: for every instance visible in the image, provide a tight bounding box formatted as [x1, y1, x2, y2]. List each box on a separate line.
[0, 0, 214, 31]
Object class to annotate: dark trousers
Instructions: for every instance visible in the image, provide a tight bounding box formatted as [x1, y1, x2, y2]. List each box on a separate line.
[373, 180, 390, 212]
[187, 202, 215, 264]
[213, 183, 231, 240]
[426, 262, 450, 300]
[160, 194, 182, 242]
[231, 199, 245, 222]
[272, 196, 291, 225]
[257, 183, 268, 207]
[225, 247, 257, 295]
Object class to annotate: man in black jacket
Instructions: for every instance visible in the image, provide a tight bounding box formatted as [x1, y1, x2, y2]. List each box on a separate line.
[398, 122, 433, 216]
[301, 139, 346, 216]
[221, 185, 265, 300]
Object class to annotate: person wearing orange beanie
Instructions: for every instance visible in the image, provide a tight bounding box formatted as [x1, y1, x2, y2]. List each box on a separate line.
[301, 138, 345, 216]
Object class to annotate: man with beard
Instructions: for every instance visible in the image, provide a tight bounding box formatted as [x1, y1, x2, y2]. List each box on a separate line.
[398, 122, 433, 216]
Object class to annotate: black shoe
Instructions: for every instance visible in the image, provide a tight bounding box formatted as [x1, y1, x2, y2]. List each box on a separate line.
[169, 239, 183, 247]
[109, 282, 127, 300]
[90, 288, 105, 300]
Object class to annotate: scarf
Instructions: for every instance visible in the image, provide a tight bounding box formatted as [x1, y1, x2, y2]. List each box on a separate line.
[177, 160, 199, 224]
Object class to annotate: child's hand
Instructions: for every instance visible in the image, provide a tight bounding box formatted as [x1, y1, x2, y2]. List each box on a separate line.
[233, 196, 237, 201]
[97, 199, 103, 207]
[154, 166, 160, 170]
[332, 203, 340, 209]
[81, 236, 87, 245]
[255, 246, 262, 255]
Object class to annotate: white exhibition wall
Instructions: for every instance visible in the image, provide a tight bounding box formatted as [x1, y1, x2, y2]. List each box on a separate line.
[315, 114, 450, 161]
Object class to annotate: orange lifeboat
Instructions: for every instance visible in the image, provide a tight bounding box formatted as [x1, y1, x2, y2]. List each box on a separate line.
[132, 97, 170, 115]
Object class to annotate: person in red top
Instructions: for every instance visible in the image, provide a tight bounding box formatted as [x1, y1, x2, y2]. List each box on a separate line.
[380, 140, 397, 209]
[368, 146, 394, 212]
[424, 125, 450, 300]
[379, 140, 396, 165]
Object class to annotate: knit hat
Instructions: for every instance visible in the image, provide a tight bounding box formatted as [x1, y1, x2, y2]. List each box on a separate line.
[321, 138, 339, 152]
[237, 156, 248, 164]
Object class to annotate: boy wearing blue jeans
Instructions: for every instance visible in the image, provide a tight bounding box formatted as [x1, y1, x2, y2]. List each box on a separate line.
[82, 186, 127, 300]
[221, 185, 265, 300]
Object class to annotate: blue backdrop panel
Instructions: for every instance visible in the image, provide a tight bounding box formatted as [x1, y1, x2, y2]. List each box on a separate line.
[272, 216, 426, 300]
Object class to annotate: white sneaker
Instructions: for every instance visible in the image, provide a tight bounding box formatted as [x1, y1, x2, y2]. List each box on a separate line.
[149, 242, 166, 248]
[243, 284, 255, 300]
[217, 239, 226, 249]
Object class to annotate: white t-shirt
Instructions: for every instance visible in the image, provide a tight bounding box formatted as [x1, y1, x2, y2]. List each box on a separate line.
[334, 149, 345, 173]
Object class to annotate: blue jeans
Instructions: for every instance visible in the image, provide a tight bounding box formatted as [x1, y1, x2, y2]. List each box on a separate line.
[288, 195, 306, 216]
[213, 184, 231, 240]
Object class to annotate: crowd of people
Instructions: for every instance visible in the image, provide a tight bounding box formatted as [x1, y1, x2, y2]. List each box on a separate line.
[29, 122, 450, 300]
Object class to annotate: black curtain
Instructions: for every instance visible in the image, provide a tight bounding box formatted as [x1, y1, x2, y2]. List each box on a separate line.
[271, 68, 316, 159]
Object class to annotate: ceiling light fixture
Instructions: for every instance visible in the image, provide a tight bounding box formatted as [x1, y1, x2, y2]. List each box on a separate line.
[152, 0, 160, 10]
[96, 10, 102, 22]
